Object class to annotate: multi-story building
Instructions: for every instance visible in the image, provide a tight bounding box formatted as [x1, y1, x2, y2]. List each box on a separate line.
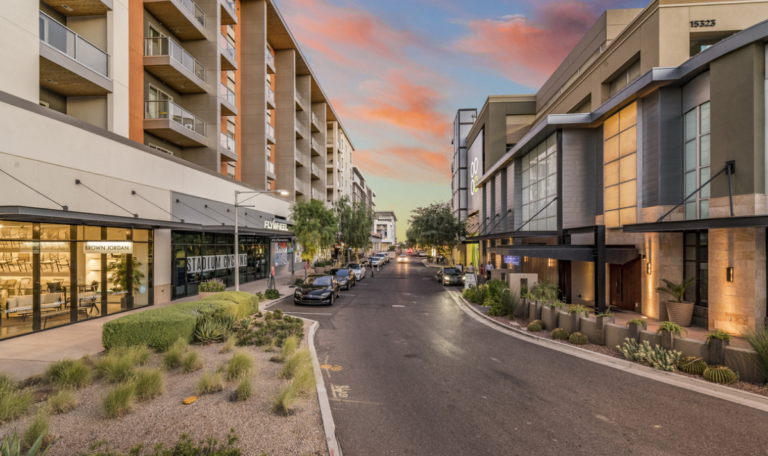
[0, 0, 358, 341]
[469, 0, 768, 335]
[375, 212, 397, 249]
[451, 108, 477, 221]
[326, 121, 355, 206]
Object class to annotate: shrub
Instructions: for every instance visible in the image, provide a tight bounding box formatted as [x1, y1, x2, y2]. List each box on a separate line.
[626, 318, 646, 328]
[617, 339, 681, 371]
[237, 314, 304, 348]
[484, 296, 502, 315]
[500, 290, 520, 317]
[568, 304, 588, 315]
[44, 358, 92, 390]
[235, 377, 252, 402]
[103, 383, 134, 419]
[47, 389, 78, 414]
[531, 319, 544, 328]
[227, 350, 255, 382]
[182, 351, 203, 374]
[678, 356, 708, 375]
[743, 323, 768, 380]
[0, 383, 33, 423]
[462, 286, 480, 303]
[532, 279, 559, 303]
[95, 349, 138, 384]
[703, 365, 737, 385]
[194, 318, 227, 344]
[255, 292, 267, 302]
[551, 328, 569, 340]
[527, 322, 542, 332]
[77, 430, 242, 456]
[485, 279, 507, 300]
[1, 432, 49, 455]
[274, 309, 284, 320]
[265, 289, 280, 300]
[281, 349, 311, 380]
[198, 279, 226, 293]
[275, 335, 299, 362]
[22, 410, 49, 450]
[133, 369, 164, 401]
[569, 332, 589, 345]
[202, 291, 260, 319]
[656, 321, 688, 338]
[196, 371, 224, 395]
[273, 363, 315, 416]
[220, 335, 237, 354]
[705, 329, 733, 345]
[163, 338, 188, 370]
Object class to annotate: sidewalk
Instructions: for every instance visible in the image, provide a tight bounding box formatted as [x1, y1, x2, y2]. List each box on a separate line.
[0, 273, 296, 380]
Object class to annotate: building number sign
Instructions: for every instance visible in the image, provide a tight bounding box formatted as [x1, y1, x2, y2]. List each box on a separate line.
[690, 19, 716, 28]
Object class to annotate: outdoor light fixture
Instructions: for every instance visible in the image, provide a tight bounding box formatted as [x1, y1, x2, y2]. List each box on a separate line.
[727, 267, 734, 282]
[277, 189, 289, 196]
[646, 262, 652, 275]
[548, 259, 554, 267]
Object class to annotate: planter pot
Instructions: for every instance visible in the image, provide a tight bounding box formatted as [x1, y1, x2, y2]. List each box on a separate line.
[198, 292, 221, 300]
[660, 329, 675, 350]
[710, 339, 729, 365]
[628, 323, 645, 341]
[666, 300, 694, 327]
[523, 299, 530, 320]
[120, 296, 133, 310]
[596, 316, 611, 345]
[527, 302, 537, 323]
[324, 266, 333, 273]
[570, 312, 581, 333]
[534, 302, 543, 321]
[600, 316, 616, 328]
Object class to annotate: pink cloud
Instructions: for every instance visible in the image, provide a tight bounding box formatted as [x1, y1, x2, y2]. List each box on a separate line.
[354, 146, 451, 184]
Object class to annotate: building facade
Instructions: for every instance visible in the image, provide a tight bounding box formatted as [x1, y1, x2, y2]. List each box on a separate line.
[469, 0, 768, 335]
[375, 211, 397, 249]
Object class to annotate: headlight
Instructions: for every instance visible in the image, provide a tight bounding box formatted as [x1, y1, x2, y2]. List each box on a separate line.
[295, 291, 302, 297]
[321, 292, 331, 298]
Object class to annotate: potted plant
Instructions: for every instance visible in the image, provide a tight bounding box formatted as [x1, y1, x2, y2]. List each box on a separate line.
[656, 321, 687, 351]
[655, 278, 696, 327]
[568, 304, 588, 333]
[595, 308, 615, 345]
[313, 260, 324, 274]
[106, 256, 145, 309]
[706, 329, 732, 365]
[532, 280, 558, 322]
[324, 261, 334, 273]
[626, 318, 647, 341]
[198, 278, 226, 299]
[521, 291, 535, 321]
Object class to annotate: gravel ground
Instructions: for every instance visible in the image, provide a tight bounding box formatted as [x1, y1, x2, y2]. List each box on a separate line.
[0, 320, 328, 456]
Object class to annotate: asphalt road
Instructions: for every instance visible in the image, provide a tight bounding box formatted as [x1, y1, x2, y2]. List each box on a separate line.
[271, 255, 768, 455]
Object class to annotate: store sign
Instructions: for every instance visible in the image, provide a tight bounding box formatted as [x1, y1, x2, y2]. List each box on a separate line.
[503, 255, 513, 265]
[265, 220, 289, 231]
[84, 242, 133, 254]
[187, 254, 247, 273]
[464, 273, 477, 290]
[467, 128, 483, 215]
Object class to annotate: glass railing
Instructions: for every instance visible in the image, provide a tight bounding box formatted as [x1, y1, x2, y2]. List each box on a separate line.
[145, 100, 205, 137]
[311, 137, 320, 151]
[224, 0, 235, 12]
[219, 33, 235, 59]
[266, 122, 275, 138]
[295, 120, 307, 137]
[145, 36, 206, 83]
[267, 86, 275, 106]
[220, 132, 236, 153]
[266, 160, 275, 174]
[39, 11, 110, 78]
[220, 83, 235, 105]
[266, 47, 275, 68]
[181, 0, 205, 27]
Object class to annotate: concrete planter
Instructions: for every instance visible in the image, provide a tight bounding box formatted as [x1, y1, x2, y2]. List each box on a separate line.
[569, 312, 581, 333]
[628, 322, 646, 341]
[522, 299, 530, 321]
[534, 302, 543, 321]
[527, 302, 537, 323]
[710, 338, 729, 365]
[596, 316, 606, 345]
[198, 292, 221, 300]
[666, 300, 694, 327]
[660, 329, 675, 351]
[541, 307, 557, 330]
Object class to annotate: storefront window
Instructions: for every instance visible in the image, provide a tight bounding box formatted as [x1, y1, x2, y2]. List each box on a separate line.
[521, 133, 557, 231]
[684, 232, 708, 307]
[604, 102, 638, 227]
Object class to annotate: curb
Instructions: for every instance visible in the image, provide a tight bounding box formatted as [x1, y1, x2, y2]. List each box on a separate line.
[448, 290, 768, 413]
[303, 317, 343, 456]
[261, 295, 292, 310]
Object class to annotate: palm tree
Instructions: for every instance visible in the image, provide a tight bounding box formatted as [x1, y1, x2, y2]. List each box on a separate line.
[532, 279, 559, 304]
[656, 278, 696, 303]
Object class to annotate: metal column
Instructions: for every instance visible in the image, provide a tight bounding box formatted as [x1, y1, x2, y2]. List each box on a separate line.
[594, 225, 606, 313]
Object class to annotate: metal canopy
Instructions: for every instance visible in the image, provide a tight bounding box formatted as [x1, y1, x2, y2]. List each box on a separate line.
[474, 230, 558, 241]
[623, 215, 768, 233]
[0, 206, 198, 230]
[200, 225, 294, 237]
[490, 244, 639, 265]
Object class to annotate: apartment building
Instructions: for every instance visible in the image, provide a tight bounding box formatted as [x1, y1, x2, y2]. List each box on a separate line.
[0, 0, 358, 341]
[375, 211, 397, 249]
[325, 121, 354, 206]
[469, 0, 768, 335]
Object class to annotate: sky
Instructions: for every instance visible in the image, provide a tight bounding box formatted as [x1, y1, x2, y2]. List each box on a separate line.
[274, 0, 647, 242]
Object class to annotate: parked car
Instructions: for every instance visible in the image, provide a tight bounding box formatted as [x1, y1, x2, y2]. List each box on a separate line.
[419, 250, 427, 257]
[397, 254, 408, 263]
[374, 252, 389, 264]
[344, 263, 366, 280]
[330, 267, 356, 290]
[407, 248, 413, 254]
[369, 256, 383, 267]
[436, 267, 465, 286]
[294, 275, 340, 305]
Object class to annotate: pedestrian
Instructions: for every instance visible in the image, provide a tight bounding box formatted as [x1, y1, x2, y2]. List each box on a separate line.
[468, 263, 474, 274]
[485, 261, 494, 281]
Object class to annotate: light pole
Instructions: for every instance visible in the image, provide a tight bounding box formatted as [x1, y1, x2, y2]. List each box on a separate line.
[234, 189, 289, 291]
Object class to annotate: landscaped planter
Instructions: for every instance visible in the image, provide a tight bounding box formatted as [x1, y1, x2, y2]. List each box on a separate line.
[660, 329, 675, 350]
[198, 292, 221, 300]
[628, 322, 646, 341]
[534, 302, 543, 321]
[665, 300, 694, 327]
[710, 339, 729, 365]
[542, 307, 557, 330]
[569, 312, 581, 333]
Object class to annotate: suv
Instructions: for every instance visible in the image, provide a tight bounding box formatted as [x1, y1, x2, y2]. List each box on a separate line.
[374, 252, 389, 264]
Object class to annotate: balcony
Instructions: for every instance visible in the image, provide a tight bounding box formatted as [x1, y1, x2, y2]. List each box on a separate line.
[41, 0, 112, 16]
[220, 0, 237, 25]
[143, 0, 207, 40]
[295, 178, 306, 195]
[266, 122, 275, 145]
[220, 83, 237, 116]
[295, 119, 307, 139]
[219, 33, 237, 70]
[311, 188, 322, 201]
[266, 85, 276, 110]
[266, 47, 275, 74]
[144, 37, 207, 93]
[266, 159, 275, 178]
[295, 91, 306, 111]
[310, 137, 321, 155]
[144, 100, 207, 147]
[311, 163, 322, 180]
[295, 148, 305, 167]
[39, 12, 112, 96]
[219, 132, 237, 160]
[311, 112, 321, 132]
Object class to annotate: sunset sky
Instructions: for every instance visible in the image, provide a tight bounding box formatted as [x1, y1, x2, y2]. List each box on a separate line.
[275, 0, 647, 241]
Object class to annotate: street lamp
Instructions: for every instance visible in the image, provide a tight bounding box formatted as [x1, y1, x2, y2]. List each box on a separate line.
[234, 189, 289, 291]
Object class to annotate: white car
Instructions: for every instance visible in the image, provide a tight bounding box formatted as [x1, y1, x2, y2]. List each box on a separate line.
[374, 252, 389, 264]
[369, 257, 383, 267]
[344, 263, 366, 280]
[418, 250, 427, 257]
[397, 255, 408, 263]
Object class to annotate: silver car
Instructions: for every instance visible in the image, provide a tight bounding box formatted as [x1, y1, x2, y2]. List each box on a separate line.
[344, 262, 366, 280]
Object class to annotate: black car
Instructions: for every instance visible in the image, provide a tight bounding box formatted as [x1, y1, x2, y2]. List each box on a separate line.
[436, 267, 465, 286]
[330, 267, 356, 290]
[294, 275, 340, 306]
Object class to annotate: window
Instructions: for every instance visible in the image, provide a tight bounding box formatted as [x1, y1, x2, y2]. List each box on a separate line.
[684, 232, 708, 307]
[604, 102, 637, 227]
[608, 59, 641, 98]
[684, 101, 711, 220]
[521, 133, 557, 231]
[148, 143, 173, 155]
[227, 162, 236, 178]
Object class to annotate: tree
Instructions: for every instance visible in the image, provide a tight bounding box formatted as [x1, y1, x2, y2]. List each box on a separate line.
[290, 199, 337, 263]
[407, 203, 466, 258]
[334, 196, 373, 262]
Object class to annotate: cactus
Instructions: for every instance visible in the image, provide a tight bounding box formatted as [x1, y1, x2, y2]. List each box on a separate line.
[569, 332, 589, 345]
[551, 328, 569, 340]
[527, 322, 542, 332]
[678, 356, 707, 375]
[531, 319, 544, 329]
[703, 365, 737, 385]
[617, 338, 681, 371]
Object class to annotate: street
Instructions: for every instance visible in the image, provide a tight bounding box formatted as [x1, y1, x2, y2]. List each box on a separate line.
[270, 255, 768, 456]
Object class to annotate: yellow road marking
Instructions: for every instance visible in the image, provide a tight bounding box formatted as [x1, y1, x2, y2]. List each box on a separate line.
[330, 384, 350, 398]
[330, 398, 381, 405]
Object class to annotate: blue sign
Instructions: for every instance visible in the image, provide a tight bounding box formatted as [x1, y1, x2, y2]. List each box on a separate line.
[512, 256, 520, 266]
[139, 285, 147, 294]
[503, 255, 513, 265]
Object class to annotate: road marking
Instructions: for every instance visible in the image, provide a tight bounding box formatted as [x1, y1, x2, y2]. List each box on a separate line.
[330, 384, 350, 398]
[392, 305, 405, 307]
[596, 415, 615, 425]
[286, 312, 333, 315]
[329, 398, 381, 405]
[491, 358, 501, 363]
[321, 364, 343, 372]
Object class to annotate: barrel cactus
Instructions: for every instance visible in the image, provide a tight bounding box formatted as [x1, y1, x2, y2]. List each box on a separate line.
[527, 321, 543, 332]
[531, 319, 544, 329]
[703, 365, 737, 385]
[569, 332, 589, 345]
[551, 328, 569, 340]
[678, 356, 707, 375]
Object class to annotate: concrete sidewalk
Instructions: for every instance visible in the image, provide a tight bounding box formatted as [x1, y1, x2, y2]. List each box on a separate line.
[0, 273, 296, 380]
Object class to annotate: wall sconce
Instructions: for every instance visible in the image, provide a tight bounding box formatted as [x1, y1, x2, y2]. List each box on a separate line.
[727, 267, 734, 282]
[548, 259, 554, 267]
[646, 262, 651, 275]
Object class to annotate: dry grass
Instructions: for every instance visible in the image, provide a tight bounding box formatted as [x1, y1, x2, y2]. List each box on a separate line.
[22, 409, 49, 449]
[163, 338, 189, 370]
[47, 389, 78, 414]
[219, 335, 236, 354]
[280, 349, 311, 379]
[227, 351, 255, 382]
[133, 369, 164, 402]
[44, 359, 92, 390]
[0, 376, 33, 423]
[103, 383, 135, 419]
[181, 351, 203, 374]
[195, 371, 224, 396]
[235, 377, 252, 402]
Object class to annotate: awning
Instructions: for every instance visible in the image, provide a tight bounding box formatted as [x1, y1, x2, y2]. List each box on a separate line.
[0, 206, 198, 230]
[473, 230, 558, 241]
[623, 215, 768, 233]
[491, 244, 639, 265]
[201, 225, 295, 237]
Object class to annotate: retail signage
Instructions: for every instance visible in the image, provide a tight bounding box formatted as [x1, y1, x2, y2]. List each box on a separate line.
[265, 220, 289, 231]
[186, 254, 247, 273]
[464, 273, 477, 290]
[467, 128, 483, 215]
[503, 255, 513, 265]
[84, 242, 133, 254]
[512, 256, 520, 266]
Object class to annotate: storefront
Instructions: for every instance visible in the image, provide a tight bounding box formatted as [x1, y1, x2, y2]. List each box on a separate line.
[0, 221, 154, 341]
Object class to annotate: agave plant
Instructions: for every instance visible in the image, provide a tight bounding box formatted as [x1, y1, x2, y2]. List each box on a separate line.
[655, 278, 696, 303]
[195, 318, 226, 344]
[1, 433, 49, 456]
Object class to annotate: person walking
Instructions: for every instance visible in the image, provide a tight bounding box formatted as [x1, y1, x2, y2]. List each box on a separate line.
[468, 263, 474, 274]
[485, 261, 494, 281]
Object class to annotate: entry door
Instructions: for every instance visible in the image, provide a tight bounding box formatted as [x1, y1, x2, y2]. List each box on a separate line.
[609, 257, 641, 311]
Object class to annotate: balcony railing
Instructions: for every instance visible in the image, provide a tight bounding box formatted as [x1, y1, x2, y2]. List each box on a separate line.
[311, 137, 320, 151]
[39, 11, 110, 78]
[295, 91, 307, 108]
[266, 160, 275, 174]
[220, 132, 236, 153]
[295, 148, 305, 166]
[145, 100, 205, 137]
[311, 112, 320, 126]
[296, 178, 306, 193]
[266, 47, 275, 67]
[182, 0, 206, 27]
[296, 119, 307, 137]
[145, 36, 206, 83]
[312, 163, 321, 177]
[219, 33, 235, 59]
[220, 83, 235, 105]
[267, 85, 275, 106]
[266, 122, 275, 138]
[312, 188, 321, 200]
